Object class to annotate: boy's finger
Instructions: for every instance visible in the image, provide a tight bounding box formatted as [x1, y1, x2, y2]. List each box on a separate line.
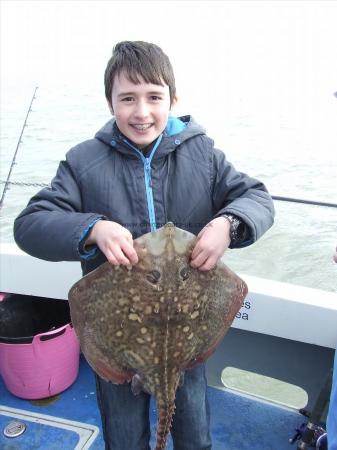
[190, 249, 208, 269]
[104, 249, 120, 266]
[108, 243, 132, 266]
[121, 240, 139, 265]
[191, 239, 204, 260]
[198, 256, 217, 272]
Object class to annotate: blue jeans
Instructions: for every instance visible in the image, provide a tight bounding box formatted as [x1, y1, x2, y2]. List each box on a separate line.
[95, 364, 212, 450]
[327, 349, 337, 450]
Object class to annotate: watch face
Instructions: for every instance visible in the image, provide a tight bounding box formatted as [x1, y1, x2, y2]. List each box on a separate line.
[223, 214, 245, 245]
[231, 217, 241, 231]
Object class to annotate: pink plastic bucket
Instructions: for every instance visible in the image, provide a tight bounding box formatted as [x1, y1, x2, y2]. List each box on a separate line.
[0, 293, 80, 399]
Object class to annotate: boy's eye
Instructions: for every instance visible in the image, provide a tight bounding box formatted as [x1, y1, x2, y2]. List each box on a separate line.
[150, 96, 162, 101]
[121, 97, 134, 102]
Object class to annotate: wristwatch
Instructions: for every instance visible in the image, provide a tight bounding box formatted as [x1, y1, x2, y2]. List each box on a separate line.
[222, 214, 246, 246]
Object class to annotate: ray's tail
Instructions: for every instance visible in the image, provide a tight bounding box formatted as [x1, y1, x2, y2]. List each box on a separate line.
[152, 366, 181, 450]
[154, 401, 176, 450]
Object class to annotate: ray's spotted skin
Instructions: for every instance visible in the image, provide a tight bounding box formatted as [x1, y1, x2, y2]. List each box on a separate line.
[68, 223, 248, 450]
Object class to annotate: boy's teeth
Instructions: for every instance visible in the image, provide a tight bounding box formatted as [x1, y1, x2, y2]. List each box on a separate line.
[133, 124, 151, 130]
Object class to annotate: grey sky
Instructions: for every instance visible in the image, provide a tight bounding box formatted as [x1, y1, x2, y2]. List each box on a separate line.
[1, 1, 337, 144]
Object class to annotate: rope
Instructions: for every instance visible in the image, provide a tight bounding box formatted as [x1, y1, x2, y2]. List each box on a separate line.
[0, 180, 49, 188]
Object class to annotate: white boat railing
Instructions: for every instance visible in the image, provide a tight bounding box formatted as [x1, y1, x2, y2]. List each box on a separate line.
[1, 242, 337, 349]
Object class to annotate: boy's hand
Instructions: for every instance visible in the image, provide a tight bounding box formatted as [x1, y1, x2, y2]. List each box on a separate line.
[86, 220, 139, 266]
[190, 217, 231, 271]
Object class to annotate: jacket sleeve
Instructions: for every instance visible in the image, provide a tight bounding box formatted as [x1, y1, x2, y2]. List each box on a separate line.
[13, 157, 106, 262]
[211, 147, 275, 247]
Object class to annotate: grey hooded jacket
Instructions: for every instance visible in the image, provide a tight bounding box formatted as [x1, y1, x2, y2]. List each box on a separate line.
[14, 116, 275, 275]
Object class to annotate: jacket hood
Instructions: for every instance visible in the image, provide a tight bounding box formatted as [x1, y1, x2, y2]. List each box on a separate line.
[94, 115, 206, 157]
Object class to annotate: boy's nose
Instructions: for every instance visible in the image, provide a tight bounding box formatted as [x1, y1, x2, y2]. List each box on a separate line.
[134, 100, 149, 119]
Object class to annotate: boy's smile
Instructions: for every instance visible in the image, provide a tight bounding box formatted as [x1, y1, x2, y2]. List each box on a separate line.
[110, 72, 176, 149]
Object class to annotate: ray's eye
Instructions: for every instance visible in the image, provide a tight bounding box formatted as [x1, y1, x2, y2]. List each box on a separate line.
[146, 270, 161, 284]
[180, 267, 189, 281]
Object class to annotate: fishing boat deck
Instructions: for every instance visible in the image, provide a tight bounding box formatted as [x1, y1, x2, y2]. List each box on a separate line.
[0, 354, 306, 450]
[1, 248, 335, 449]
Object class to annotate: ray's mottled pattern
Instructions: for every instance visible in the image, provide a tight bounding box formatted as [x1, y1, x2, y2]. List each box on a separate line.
[68, 223, 248, 450]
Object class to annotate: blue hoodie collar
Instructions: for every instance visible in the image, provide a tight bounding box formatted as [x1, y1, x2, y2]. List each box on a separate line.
[164, 116, 187, 137]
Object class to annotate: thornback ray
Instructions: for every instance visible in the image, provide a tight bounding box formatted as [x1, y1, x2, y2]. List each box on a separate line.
[68, 223, 248, 450]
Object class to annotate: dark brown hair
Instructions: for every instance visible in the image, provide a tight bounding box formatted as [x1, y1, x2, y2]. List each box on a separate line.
[104, 41, 176, 107]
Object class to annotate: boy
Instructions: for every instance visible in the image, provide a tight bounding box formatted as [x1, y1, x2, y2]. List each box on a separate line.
[14, 41, 275, 450]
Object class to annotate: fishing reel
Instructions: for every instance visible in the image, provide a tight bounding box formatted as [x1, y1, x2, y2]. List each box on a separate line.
[290, 369, 332, 450]
[289, 419, 327, 449]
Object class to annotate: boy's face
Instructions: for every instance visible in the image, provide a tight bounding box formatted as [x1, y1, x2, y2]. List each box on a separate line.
[110, 71, 176, 149]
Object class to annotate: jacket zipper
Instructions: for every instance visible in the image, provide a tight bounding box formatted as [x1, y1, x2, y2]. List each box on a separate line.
[122, 135, 163, 232]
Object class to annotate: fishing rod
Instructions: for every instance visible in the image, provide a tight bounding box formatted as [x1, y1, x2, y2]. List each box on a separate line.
[0, 86, 38, 210]
[272, 195, 337, 209]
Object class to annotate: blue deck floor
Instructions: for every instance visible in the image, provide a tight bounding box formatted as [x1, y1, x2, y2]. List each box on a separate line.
[0, 355, 304, 449]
